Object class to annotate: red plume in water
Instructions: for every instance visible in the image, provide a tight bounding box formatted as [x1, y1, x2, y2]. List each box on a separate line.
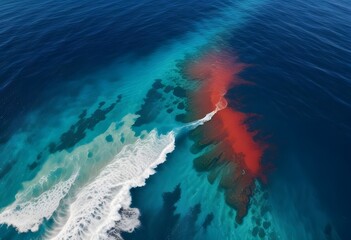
[185, 50, 267, 223]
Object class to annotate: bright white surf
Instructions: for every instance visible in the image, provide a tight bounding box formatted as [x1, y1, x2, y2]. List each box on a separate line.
[0, 172, 78, 232]
[48, 109, 220, 240]
[48, 129, 175, 240]
[0, 1, 262, 237]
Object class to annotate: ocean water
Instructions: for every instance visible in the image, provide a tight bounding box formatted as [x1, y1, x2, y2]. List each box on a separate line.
[0, 0, 350, 239]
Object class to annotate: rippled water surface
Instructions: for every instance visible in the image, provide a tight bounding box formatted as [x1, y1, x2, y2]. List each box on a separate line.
[0, 0, 350, 239]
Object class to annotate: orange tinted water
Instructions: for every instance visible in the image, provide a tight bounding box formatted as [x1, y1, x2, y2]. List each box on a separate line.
[187, 50, 265, 176]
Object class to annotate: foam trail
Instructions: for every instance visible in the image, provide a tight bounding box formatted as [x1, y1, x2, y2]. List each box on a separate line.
[0, 172, 78, 232]
[0, 0, 266, 237]
[48, 104, 224, 239]
[177, 97, 227, 133]
[48, 130, 175, 240]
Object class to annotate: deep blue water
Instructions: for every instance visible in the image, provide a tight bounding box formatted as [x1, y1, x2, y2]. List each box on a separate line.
[229, 1, 351, 238]
[1, 0, 351, 239]
[0, 0, 227, 142]
[127, 0, 351, 239]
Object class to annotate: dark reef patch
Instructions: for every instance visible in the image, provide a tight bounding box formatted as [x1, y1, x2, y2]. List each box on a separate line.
[98, 101, 106, 108]
[152, 79, 165, 89]
[175, 113, 187, 123]
[177, 102, 185, 110]
[253, 216, 261, 226]
[134, 78, 189, 127]
[124, 184, 182, 240]
[252, 226, 259, 237]
[263, 221, 271, 229]
[260, 205, 270, 217]
[105, 134, 113, 142]
[258, 228, 266, 238]
[115, 121, 124, 131]
[0, 159, 15, 180]
[48, 95, 121, 153]
[172, 86, 187, 98]
[202, 213, 214, 230]
[120, 134, 125, 143]
[180, 50, 268, 225]
[28, 161, 39, 170]
[134, 80, 164, 127]
[169, 203, 202, 239]
[193, 147, 221, 172]
[164, 85, 174, 93]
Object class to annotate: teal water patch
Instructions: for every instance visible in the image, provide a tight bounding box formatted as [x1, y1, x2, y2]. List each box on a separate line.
[105, 134, 114, 142]
[0, 0, 273, 238]
[0, 115, 175, 238]
[134, 80, 165, 127]
[268, 157, 339, 240]
[125, 132, 280, 240]
[48, 95, 122, 153]
[0, 31, 207, 240]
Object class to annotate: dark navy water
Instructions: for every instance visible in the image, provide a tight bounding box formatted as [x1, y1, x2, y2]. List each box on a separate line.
[0, 0, 227, 142]
[1, 0, 351, 239]
[229, 1, 351, 238]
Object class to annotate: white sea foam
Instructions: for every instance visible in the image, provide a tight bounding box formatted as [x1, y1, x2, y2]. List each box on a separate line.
[0, 107, 215, 239]
[179, 97, 227, 132]
[0, 172, 78, 232]
[48, 130, 175, 240]
[0, 1, 263, 237]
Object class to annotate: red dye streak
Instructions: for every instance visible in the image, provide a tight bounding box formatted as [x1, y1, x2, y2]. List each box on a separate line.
[187, 51, 264, 176]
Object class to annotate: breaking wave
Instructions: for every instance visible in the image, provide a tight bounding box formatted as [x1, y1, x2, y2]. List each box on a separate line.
[0, 172, 78, 232]
[0, 108, 221, 240]
[48, 130, 175, 240]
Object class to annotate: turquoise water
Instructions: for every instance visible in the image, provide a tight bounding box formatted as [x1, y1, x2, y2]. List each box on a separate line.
[0, 2, 268, 238]
[1, 0, 350, 239]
